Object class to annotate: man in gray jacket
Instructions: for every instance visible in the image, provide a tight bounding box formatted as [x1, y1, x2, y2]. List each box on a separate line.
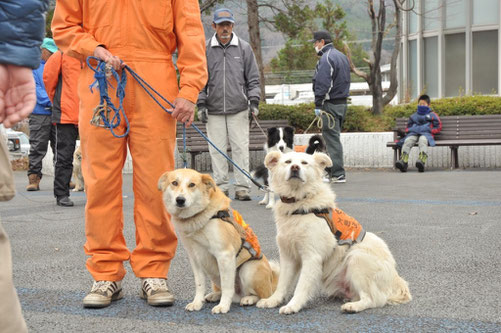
[197, 8, 260, 200]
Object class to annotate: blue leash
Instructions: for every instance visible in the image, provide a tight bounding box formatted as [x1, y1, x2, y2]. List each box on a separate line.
[86, 57, 267, 191]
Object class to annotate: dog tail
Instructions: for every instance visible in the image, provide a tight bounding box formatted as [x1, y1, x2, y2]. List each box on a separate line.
[268, 260, 280, 292]
[306, 134, 326, 155]
[388, 275, 412, 304]
[252, 163, 268, 182]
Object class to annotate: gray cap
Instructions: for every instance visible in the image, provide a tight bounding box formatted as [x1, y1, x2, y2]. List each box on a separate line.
[309, 30, 332, 43]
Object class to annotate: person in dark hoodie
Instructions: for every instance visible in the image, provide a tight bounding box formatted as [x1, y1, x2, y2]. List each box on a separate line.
[311, 30, 351, 183]
[395, 94, 442, 172]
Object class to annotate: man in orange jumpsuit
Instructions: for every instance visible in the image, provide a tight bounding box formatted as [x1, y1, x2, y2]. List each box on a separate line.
[51, 1, 208, 308]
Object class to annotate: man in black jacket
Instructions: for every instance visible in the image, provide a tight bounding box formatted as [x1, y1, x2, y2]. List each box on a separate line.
[311, 30, 351, 183]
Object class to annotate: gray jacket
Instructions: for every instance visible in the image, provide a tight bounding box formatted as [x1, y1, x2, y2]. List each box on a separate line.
[197, 33, 260, 115]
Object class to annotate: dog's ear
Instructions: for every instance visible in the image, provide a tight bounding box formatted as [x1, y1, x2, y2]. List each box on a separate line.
[267, 127, 277, 135]
[284, 126, 295, 136]
[158, 172, 170, 192]
[265, 151, 281, 170]
[201, 173, 216, 192]
[313, 152, 333, 169]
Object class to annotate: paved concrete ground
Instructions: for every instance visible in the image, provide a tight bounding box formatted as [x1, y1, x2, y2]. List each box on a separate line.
[2, 169, 501, 332]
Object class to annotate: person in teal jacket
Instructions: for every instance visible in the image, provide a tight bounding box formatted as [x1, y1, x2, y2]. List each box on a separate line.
[26, 38, 58, 191]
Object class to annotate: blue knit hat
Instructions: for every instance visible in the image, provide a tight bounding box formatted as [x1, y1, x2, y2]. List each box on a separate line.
[41, 38, 58, 53]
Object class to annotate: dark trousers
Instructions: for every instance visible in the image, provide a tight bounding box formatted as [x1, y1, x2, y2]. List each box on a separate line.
[322, 102, 347, 178]
[54, 124, 78, 199]
[28, 114, 56, 178]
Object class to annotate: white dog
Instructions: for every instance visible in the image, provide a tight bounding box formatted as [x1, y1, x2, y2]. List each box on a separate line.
[159, 169, 278, 314]
[256, 151, 411, 314]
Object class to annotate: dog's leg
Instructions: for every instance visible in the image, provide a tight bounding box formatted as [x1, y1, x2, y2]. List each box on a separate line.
[279, 254, 323, 315]
[256, 254, 297, 309]
[205, 282, 221, 303]
[266, 191, 275, 209]
[341, 291, 376, 313]
[259, 192, 269, 205]
[185, 256, 206, 312]
[211, 253, 236, 314]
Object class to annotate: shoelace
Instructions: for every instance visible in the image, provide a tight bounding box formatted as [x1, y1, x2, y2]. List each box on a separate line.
[92, 281, 115, 294]
[144, 278, 167, 292]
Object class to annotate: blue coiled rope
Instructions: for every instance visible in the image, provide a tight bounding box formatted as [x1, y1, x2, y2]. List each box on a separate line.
[86, 56, 267, 191]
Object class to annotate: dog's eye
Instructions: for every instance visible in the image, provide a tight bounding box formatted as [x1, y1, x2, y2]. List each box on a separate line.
[188, 182, 195, 188]
[285, 160, 291, 164]
[301, 161, 308, 165]
[171, 181, 178, 186]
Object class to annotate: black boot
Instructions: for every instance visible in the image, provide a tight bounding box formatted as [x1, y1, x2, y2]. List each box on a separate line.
[395, 160, 408, 172]
[57, 196, 74, 207]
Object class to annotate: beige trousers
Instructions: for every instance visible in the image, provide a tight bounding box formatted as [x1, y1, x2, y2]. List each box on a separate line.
[0, 132, 28, 333]
[206, 111, 250, 192]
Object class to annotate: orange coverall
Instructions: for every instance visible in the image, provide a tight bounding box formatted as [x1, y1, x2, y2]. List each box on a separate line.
[51, 0, 208, 281]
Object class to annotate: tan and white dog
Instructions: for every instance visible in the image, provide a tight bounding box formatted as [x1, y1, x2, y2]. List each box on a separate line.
[72, 146, 84, 192]
[158, 169, 279, 314]
[256, 151, 411, 314]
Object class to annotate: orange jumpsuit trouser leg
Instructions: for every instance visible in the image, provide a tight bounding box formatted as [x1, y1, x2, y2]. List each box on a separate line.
[78, 60, 178, 281]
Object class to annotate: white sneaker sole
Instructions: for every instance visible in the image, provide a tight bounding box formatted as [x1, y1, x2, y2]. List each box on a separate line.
[83, 289, 123, 308]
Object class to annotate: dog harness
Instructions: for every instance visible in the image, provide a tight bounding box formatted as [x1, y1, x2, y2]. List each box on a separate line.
[291, 207, 366, 246]
[211, 209, 262, 267]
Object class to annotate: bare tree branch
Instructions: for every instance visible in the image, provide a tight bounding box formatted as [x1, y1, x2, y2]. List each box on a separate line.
[344, 42, 369, 82]
[199, 0, 218, 13]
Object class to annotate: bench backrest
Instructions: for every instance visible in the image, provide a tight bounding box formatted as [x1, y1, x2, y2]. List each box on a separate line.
[394, 114, 501, 141]
[176, 119, 290, 150]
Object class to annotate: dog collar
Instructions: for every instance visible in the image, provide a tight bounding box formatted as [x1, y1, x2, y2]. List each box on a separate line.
[280, 196, 307, 203]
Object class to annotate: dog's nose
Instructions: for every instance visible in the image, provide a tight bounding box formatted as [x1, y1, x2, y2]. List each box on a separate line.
[291, 164, 300, 171]
[279, 146, 284, 152]
[176, 196, 186, 207]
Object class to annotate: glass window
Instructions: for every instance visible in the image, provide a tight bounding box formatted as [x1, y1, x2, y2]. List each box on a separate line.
[444, 33, 465, 96]
[424, 37, 439, 98]
[473, 0, 499, 25]
[409, 39, 418, 99]
[445, 0, 465, 29]
[409, 0, 419, 34]
[424, 0, 441, 31]
[472, 30, 498, 94]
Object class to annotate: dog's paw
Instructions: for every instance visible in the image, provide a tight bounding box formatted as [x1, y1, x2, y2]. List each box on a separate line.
[265, 203, 274, 209]
[72, 188, 78, 192]
[258, 199, 267, 205]
[256, 297, 281, 308]
[204, 291, 221, 303]
[279, 304, 301, 315]
[341, 302, 362, 313]
[240, 295, 259, 306]
[185, 301, 204, 312]
[211, 303, 230, 314]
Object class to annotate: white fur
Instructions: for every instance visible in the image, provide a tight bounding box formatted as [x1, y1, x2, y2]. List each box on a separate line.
[72, 146, 84, 192]
[256, 151, 412, 314]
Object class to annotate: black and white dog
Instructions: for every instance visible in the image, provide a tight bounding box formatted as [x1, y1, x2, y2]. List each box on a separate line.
[253, 127, 294, 208]
[253, 127, 328, 208]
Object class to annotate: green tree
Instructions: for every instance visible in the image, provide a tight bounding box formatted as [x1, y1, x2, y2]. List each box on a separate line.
[45, 7, 54, 38]
[270, 0, 367, 73]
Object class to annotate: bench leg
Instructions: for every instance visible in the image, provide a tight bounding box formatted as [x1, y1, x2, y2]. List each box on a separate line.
[450, 146, 459, 169]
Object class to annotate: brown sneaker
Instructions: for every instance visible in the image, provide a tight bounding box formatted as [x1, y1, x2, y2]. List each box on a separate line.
[140, 278, 175, 307]
[235, 190, 251, 201]
[26, 174, 40, 191]
[83, 280, 123, 308]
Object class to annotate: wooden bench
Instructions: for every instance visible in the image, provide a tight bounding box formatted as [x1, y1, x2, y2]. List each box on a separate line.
[386, 114, 501, 169]
[176, 119, 289, 170]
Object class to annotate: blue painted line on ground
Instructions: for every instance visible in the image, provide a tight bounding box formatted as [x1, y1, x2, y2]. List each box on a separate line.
[336, 197, 501, 207]
[17, 288, 501, 332]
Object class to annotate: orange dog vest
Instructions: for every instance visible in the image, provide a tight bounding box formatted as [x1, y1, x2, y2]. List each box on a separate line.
[292, 207, 366, 245]
[212, 209, 262, 267]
